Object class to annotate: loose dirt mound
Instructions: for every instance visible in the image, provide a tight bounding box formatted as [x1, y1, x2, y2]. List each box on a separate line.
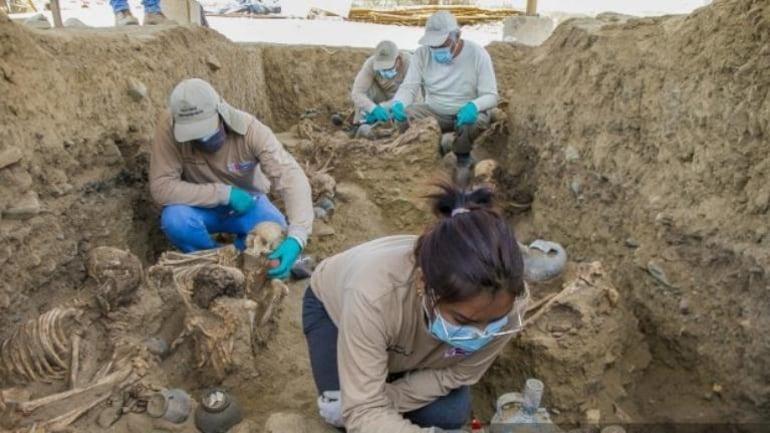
[489, 0, 770, 423]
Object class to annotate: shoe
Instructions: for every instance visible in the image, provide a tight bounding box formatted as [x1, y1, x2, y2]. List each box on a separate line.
[115, 10, 139, 26]
[143, 12, 175, 25]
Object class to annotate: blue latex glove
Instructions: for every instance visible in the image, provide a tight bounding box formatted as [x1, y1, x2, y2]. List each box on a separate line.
[390, 101, 407, 122]
[267, 237, 302, 279]
[456, 102, 479, 127]
[365, 105, 390, 124]
[228, 187, 255, 215]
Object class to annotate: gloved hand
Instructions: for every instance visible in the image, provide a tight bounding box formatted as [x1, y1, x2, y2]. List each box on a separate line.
[317, 391, 344, 428]
[390, 101, 407, 122]
[365, 105, 390, 124]
[228, 187, 255, 215]
[267, 237, 302, 280]
[455, 101, 479, 127]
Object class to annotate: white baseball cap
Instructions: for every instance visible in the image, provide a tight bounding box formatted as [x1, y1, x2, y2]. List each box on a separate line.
[373, 40, 399, 70]
[418, 11, 459, 47]
[169, 78, 222, 142]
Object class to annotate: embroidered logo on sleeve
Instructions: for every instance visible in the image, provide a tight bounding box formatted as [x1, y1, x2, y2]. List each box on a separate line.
[227, 161, 256, 173]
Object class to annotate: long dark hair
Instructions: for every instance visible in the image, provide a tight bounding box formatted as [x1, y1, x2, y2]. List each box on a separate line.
[415, 182, 524, 304]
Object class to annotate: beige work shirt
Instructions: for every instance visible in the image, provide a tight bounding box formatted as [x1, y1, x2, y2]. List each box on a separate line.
[150, 109, 313, 246]
[310, 235, 528, 433]
[351, 52, 412, 114]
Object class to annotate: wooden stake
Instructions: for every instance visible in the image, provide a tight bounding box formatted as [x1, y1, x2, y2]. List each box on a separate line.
[526, 0, 538, 16]
[50, 0, 63, 27]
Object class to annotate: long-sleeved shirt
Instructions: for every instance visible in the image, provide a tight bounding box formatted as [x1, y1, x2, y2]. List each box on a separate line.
[351, 52, 412, 114]
[394, 40, 499, 116]
[150, 109, 313, 246]
[310, 235, 528, 433]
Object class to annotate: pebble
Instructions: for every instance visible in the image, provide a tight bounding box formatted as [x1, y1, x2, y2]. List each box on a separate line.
[570, 179, 582, 196]
[206, 54, 223, 71]
[0, 147, 22, 169]
[0, 293, 10, 309]
[625, 238, 640, 248]
[314, 222, 335, 238]
[679, 298, 690, 315]
[127, 78, 148, 101]
[3, 191, 40, 220]
[646, 261, 672, 287]
[565, 145, 580, 162]
[317, 197, 335, 212]
[144, 337, 169, 358]
[585, 408, 601, 424]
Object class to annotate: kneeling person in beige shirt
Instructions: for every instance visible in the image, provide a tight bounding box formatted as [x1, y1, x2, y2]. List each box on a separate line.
[304, 182, 529, 432]
[150, 78, 313, 279]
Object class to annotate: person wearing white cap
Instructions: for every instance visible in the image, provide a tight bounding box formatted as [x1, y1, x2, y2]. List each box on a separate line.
[150, 78, 314, 280]
[391, 11, 499, 168]
[350, 40, 413, 138]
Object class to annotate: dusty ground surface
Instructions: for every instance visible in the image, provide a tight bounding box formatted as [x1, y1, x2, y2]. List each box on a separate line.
[1, 0, 768, 431]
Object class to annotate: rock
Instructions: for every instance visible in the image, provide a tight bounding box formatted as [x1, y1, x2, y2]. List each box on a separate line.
[585, 408, 601, 424]
[655, 212, 673, 226]
[0, 147, 22, 169]
[679, 298, 690, 315]
[96, 404, 122, 428]
[624, 238, 640, 248]
[570, 179, 581, 196]
[314, 221, 335, 238]
[144, 337, 169, 358]
[3, 191, 40, 220]
[64, 18, 89, 27]
[565, 145, 580, 162]
[712, 383, 723, 394]
[0, 292, 10, 309]
[601, 426, 627, 433]
[127, 78, 148, 101]
[206, 54, 223, 71]
[317, 197, 335, 212]
[23, 13, 51, 30]
[646, 261, 672, 287]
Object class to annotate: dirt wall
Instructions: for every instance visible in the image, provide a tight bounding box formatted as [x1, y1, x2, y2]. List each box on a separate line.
[491, 0, 769, 422]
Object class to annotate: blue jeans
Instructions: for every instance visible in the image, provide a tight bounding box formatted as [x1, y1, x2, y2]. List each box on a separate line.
[110, 0, 161, 14]
[302, 288, 471, 430]
[160, 194, 287, 253]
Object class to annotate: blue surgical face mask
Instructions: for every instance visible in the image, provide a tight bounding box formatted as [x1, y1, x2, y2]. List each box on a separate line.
[194, 125, 226, 153]
[430, 34, 457, 65]
[423, 297, 511, 353]
[378, 67, 398, 79]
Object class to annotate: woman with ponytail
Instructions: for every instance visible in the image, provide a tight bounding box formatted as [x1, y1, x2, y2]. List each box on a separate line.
[303, 182, 528, 433]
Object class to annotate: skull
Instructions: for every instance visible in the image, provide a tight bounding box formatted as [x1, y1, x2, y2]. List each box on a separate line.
[473, 159, 499, 185]
[245, 222, 284, 256]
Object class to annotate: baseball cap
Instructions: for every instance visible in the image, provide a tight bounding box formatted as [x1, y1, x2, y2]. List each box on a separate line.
[418, 11, 459, 47]
[169, 78, 221, 142]
[373, 40, 399, 70]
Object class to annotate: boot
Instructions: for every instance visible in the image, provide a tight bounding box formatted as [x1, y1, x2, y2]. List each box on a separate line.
[115, 10, 139, 26]
[143, 11, 175, 25]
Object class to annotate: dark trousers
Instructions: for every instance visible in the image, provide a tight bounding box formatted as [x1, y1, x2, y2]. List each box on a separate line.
[302, 288, 471, 430]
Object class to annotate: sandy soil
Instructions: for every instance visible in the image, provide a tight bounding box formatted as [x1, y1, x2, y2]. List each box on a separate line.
[1, 0, 768, 431]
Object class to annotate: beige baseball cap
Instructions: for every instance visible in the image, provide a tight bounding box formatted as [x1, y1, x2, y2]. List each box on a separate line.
[419, 11, 459, 47]
[169, 78, 222, 142]
[373, 40, 399, 70]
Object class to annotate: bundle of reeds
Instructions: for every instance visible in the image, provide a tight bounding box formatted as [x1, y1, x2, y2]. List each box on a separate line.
[348, 5, 522, 26]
